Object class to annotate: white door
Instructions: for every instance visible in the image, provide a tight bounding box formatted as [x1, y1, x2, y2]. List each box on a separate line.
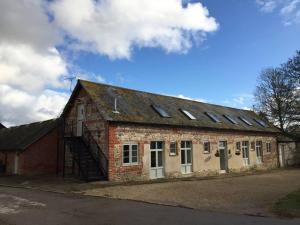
[279, 144, 285, 167]
[150, 141, 164, 179]
[77, 104, 85, 136]
[242, 141, 250, 166]
[181, 141, 192, 174]
[256, 141, 263, 164]
[14, 153, 19, 175]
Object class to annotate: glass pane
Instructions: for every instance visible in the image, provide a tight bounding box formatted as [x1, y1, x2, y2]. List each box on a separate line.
[151, 151, 156, 167]
[186, 141, 191, 148]
[181, 141, 185, 149]
[132, 156, 138, 163]
[170, 142, 176, 154]
[157, 141, 163, 149]
[132, 145, 138, 151]
[150, 142, 156, 150]
[187, 150, 192, 164]
[181, 150, 185, 164]
[158, 151, 163, 167]
[123, 145, 129, 151]
[123, 157, 129, 164]
[132, 149, 137, 157]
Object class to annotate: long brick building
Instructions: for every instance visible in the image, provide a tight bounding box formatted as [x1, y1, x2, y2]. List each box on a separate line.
[61, 80, 280, 181]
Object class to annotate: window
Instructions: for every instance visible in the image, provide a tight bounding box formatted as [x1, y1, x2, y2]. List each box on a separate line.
[151, 105, 171, 118]
[170, 142, 177, 156]
[254, 118, 269, 127]
[239, 116, 253, 126]
[242, 141, 250, 166]
[180, 109, 196, 120]
[224, 115, 238, 124]
[236, 142, 241, 152]
[203, 141, 210, 154]
[181, 141, 192, 174]
[205, 112, 221, 123]
[251, 141, 255, 150]
[123, 144, 138, 165]
[266, 142, 271, 153]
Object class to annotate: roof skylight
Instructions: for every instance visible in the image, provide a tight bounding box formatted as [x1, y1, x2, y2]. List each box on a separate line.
[180, 109, 196, 120]
[205, 112, 221, 123]
[151, 105, 171, 118]
[254, 118, 268, 127]
[224, 115, 238, 124]
[239, 116, 253, 126]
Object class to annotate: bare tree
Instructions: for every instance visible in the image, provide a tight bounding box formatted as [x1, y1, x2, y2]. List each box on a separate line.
[285, 50, 300, 81]
[254, 68, 299, 131]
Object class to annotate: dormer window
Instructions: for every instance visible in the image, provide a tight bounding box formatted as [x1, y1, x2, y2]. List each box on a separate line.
[151, 105, 171, 118]
[180, 109, 196, 120]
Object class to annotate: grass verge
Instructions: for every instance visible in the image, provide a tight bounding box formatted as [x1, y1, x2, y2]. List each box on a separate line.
[273, 188, 300, 218]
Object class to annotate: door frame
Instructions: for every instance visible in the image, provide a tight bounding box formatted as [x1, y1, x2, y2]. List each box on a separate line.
[150, 141, 164, 179]
[219, 141, 228, 172]
[181, 141, 193, 174]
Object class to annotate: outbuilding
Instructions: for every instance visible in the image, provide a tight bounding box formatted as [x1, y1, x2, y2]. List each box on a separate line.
[0, 119, 60, 175]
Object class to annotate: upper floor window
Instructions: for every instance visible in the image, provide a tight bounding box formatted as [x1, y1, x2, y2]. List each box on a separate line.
[123, 144, 138, 165]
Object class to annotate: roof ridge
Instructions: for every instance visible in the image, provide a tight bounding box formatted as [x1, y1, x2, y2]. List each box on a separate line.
[78, 79, 254, 113]
[2, 119, 57, 130]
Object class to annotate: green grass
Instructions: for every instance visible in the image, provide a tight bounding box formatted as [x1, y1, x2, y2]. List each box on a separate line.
[273, 189, 300, 218]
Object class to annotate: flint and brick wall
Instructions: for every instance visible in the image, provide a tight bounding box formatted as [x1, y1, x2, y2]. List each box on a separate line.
[108, 123, 278, 181]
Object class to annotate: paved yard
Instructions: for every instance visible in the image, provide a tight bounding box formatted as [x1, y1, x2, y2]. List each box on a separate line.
[0, 186, 300, 225]
[84, 169, 300, 216]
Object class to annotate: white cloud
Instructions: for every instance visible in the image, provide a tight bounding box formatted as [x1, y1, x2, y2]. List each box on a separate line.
[0, 0, 218, 125]
[256, 0, 300, 25]
[222, 94, 254, 109]
[50, 0, 218, 59]
[177, 94, 207, 103]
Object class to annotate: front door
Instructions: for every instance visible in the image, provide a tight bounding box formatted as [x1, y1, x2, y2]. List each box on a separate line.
[181, 141, 192, 174]
[219, 141, 228, 172]
[150, 141, 164, 179]
[242, 141, 250, 166]
[77, 104, 85, 136]
[279, 144, 285, 167]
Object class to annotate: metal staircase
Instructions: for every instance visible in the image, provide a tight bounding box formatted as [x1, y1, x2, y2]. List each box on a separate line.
[64, 122, 108, 182]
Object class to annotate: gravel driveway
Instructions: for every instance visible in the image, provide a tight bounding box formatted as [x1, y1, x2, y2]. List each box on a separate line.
[85, 169, 300, 216]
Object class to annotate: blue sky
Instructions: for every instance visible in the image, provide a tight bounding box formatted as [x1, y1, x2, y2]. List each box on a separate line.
[73, 0, 300, 109]
[1, 0, 300, 126]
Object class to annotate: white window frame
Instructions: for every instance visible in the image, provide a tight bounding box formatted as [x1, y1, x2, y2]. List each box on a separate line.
[266, 142, 271, 153]
[203, 141, 210, 154]
[242, 141, 250, 166]
[169, 142, 177, 156]
[123, 144, 139, 166]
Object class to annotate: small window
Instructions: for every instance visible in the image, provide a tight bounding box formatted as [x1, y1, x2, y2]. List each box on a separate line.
[236, 142, 241, 151]
[151, 105, 171, 118]
[266, 142, 271, 153]
[170, 142, 177, 156]
[239, 116, 253, 126]
[180, 109, 196, 120]
[204, 141, 210, 154]
[205, 112, 221, 123]
[123, 144, 138, 165]
[224, 115, 238, 124]
[251, 141, 255, 150]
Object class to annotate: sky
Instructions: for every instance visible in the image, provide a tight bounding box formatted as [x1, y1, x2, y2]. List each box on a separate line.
[0, 0, 300, 127]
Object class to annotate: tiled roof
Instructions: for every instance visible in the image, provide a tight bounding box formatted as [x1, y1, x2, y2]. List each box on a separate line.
[78, 79, 280, 133]
[0, 119, 58, 151]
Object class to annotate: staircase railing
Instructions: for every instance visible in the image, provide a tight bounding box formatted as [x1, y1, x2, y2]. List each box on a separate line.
[82, 123, 108, 178]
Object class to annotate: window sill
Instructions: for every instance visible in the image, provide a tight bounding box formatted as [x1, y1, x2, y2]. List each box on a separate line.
[122, 163, 139, 167]
[203, 151, 210, 154]
[169, 153, 177, 156]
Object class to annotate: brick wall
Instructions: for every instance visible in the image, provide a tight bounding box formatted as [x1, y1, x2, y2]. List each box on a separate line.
[18, 128, 59, 175]
[108, 123, 278, 181]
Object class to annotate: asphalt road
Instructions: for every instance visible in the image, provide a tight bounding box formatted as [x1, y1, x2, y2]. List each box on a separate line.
[0, 186, 299, 225]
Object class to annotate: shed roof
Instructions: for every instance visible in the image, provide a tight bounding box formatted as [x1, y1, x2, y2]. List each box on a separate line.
[75, 80, 280, 134]
[0, 119, 58, 151]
